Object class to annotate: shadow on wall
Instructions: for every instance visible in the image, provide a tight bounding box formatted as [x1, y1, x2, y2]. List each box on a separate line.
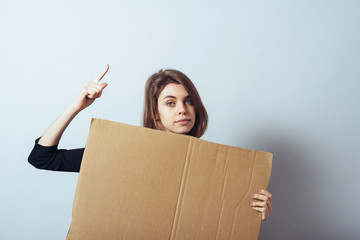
[239, 129, 341, 240]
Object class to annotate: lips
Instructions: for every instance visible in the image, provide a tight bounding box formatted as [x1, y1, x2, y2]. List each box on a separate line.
[176, 119, 190, 123]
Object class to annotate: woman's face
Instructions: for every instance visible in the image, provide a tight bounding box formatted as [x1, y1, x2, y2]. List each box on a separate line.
[157, 83, 196, 134]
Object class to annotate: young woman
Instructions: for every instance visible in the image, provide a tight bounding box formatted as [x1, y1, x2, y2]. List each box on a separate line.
[28, 65, 272, 221]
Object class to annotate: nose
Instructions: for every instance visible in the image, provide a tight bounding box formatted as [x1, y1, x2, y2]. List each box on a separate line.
[177, 102, 187, 115]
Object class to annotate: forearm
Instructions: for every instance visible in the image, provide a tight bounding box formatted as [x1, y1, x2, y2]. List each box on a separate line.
[37, 65, 109, 147]
[38, 104, 80, 146]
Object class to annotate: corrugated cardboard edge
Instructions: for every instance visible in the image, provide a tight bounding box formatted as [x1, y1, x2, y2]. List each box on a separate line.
[66, 118, 97, 239]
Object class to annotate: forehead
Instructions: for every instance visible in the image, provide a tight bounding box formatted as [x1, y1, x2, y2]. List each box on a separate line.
[158, 83, 189, 99]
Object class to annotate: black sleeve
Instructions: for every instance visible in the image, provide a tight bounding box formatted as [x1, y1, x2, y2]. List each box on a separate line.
[28, 137, 84, 172]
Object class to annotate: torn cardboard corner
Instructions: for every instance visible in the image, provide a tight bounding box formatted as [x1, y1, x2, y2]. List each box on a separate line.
[66, 118, 273, 240]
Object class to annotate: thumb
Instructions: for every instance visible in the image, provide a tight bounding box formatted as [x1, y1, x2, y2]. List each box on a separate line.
[100, 82, 108, 90]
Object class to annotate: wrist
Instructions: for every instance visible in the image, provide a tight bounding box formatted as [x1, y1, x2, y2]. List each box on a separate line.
[66, 104, 82, 116]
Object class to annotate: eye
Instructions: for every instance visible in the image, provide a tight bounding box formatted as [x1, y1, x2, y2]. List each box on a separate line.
[166, 101, 174, 107]
[185, 99, 193, 105]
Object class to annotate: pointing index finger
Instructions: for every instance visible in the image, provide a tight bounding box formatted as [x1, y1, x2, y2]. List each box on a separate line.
[92, 65, 109, 83]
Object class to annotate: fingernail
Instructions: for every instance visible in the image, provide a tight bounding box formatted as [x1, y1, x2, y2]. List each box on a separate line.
[251, 194, 255, 197]
[257, 189, 262, 193]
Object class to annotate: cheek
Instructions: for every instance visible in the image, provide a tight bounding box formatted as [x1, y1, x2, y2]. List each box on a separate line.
[190, 106, 196, 116]
[158, 106, 172, 120]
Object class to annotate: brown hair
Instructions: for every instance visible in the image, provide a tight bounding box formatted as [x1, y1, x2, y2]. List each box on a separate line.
[143, 69, 208, 138]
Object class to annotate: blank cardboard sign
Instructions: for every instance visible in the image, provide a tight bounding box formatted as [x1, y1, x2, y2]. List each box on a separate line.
[66, 119, 273, 240]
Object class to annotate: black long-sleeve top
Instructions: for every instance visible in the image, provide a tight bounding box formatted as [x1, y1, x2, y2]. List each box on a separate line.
[28, 137, 84, 172]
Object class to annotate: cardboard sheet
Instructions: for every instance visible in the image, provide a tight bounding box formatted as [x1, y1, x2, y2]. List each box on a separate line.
[66, 119, 273, 240]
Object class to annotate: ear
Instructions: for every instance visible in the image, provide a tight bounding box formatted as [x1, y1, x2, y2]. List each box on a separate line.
[154, 113, 159, 121]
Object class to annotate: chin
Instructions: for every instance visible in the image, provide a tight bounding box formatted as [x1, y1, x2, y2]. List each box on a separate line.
[164, 124, 195, 135]
[165, 127, 189, 135]
[172, 130, 189, 135]
[175, 127, 194, 135]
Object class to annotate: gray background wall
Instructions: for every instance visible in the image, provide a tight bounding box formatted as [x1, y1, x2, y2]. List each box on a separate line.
[1, 0, 359, 239]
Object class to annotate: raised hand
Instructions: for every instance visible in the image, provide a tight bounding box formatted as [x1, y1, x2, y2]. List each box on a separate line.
[72, 65, 109, 112]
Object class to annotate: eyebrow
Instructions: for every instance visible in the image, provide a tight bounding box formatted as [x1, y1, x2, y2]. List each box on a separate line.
[162, 95, 190, 100]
